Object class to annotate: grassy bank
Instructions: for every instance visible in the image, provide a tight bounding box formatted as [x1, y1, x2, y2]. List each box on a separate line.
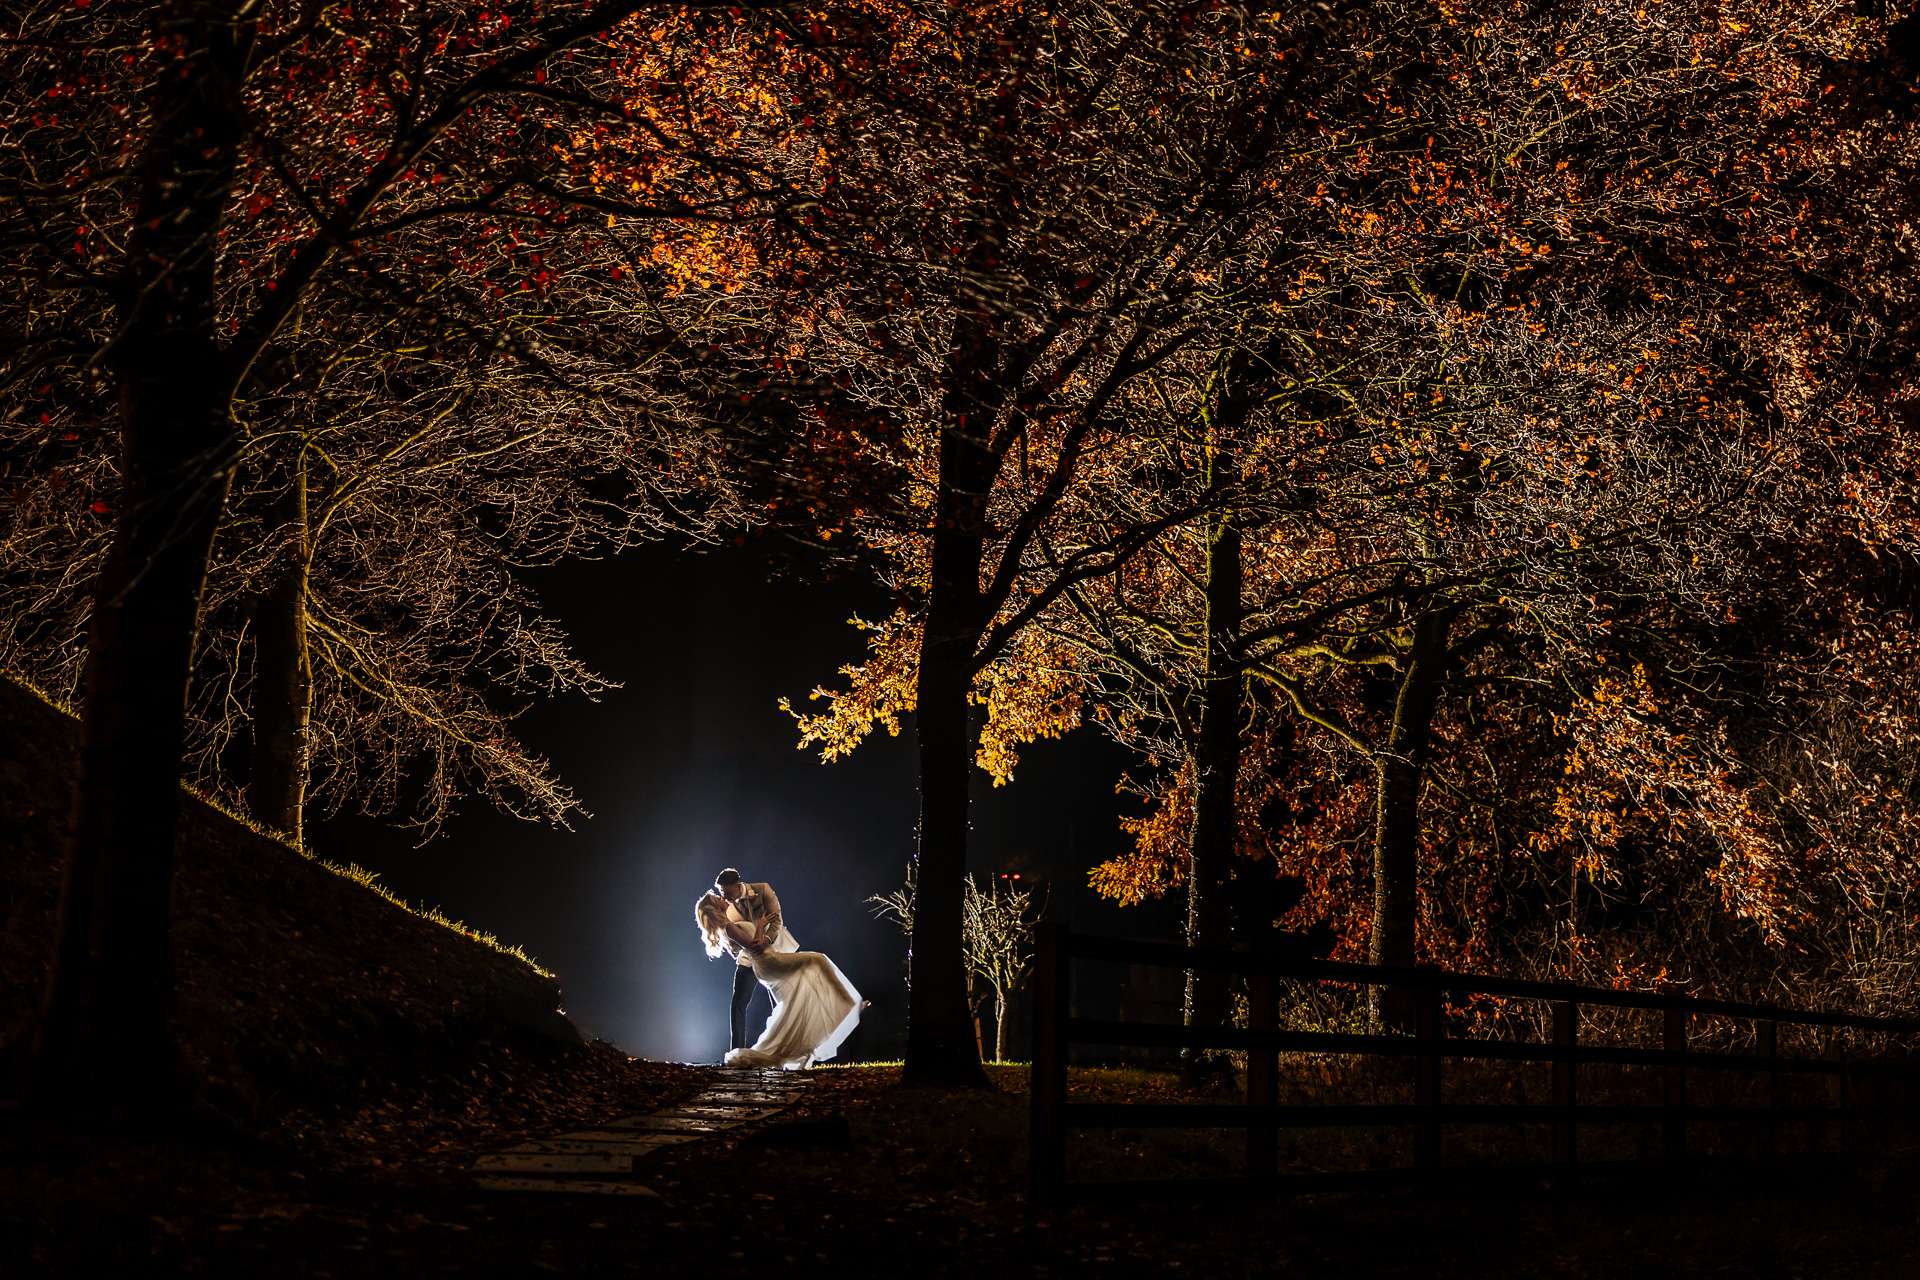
[0, 671, 682, 1149]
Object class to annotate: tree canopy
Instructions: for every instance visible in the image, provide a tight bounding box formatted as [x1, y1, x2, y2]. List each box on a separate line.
[5, 0, 1920, 1104]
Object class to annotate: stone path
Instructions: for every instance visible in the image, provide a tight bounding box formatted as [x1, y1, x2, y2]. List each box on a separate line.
[471, 1068, 807, 1197]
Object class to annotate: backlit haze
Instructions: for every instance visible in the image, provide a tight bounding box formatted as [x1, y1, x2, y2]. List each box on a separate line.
[314, 545, 1179, 1064]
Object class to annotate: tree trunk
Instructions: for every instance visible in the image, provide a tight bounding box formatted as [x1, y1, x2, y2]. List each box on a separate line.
[1368, 608, 1449, 1031]
[30, 5, 245, 1117]
[904, 317, 997, 1088]
[248, 445, 312, 844]
[1183, 466, 1243, 1076]
[994, 990, 1009, 1063]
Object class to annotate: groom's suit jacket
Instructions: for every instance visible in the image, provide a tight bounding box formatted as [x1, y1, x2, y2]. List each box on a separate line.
[728, 882, 798, 967]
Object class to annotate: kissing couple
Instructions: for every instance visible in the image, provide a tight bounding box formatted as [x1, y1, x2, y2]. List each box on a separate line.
[695, 868, 863, 1069]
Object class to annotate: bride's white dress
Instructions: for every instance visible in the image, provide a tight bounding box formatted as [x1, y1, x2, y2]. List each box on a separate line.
[726, 944, 863, 1070]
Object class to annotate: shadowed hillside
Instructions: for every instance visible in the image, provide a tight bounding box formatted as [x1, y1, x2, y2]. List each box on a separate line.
[0, 672, 612, 1134]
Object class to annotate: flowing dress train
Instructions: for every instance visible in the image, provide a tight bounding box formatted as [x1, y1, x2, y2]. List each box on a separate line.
[724, 948, 862, 1070]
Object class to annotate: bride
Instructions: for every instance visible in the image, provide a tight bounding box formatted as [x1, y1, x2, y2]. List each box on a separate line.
[696, 892, 862, 1069]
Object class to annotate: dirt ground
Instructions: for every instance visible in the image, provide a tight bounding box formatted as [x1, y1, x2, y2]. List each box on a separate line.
[5, 1060, 1919, 1279]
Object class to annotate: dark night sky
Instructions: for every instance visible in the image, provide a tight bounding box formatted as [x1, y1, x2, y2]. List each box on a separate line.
[313, 545, 1182, 1064]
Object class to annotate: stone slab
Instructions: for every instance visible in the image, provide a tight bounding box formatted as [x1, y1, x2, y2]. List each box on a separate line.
[473, 1152, 632, 1174]
[663, 1106, 785, 1121]
[711, 1077, 803, 1087]
[474, 1176, 660, 1197]
[554, 1129, 702, 1145]
[599, 1116, 735, 1133]
[710, 1078, 799, 1088]
[510, 1138, 684, 1156]
[693, 1092, 795, 1104]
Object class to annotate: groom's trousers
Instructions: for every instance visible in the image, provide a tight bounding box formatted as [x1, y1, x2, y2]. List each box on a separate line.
[730, 964, 759, 1050]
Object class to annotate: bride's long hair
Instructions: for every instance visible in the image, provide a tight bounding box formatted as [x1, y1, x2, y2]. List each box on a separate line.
[695, 892, 731, 958]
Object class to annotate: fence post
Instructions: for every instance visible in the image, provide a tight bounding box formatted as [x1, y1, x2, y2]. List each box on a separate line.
[1756, 1019, 1777, 1160]
[1029, 922, 1070, 1207]
[1663, 1008, 1688, 1164]
[1415, 985, 1443, 1171]
[1552, 1001, 1579, 1167]
[1825, 1032, 1846, 1155]
[1902, 1042, 1914, 1154]
[1246, 968, 1278, 1176]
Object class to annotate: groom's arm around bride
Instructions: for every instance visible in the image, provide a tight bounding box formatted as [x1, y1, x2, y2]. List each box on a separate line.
[748, 881, 797, 954]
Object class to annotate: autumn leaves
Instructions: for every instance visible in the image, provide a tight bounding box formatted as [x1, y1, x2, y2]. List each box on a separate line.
[736, 3, 1920, 1040]
[4, 1, 1918, 1100]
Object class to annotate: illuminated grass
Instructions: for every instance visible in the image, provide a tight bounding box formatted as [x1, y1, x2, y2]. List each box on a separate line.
[1, 668, 76, 716]
[811, 1059, 905, 1068]
[809, 1060, 1029, 1070]
[310, 856, 552, 978]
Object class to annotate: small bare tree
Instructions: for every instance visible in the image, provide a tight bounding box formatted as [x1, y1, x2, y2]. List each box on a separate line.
[865, 864, 917, 941]
[869, 864, 1040, 1062]
[964, 876, 1039, 1063]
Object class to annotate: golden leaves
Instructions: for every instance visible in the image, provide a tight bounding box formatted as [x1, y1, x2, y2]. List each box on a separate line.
[786, 613, 1084, 786]
[1089, 764, 1193, 907]
[973, 629, 1084, 786]
[1538, 664, 1797, 941]
[648, 224, 760, 296]
[783, 610, 919, 762]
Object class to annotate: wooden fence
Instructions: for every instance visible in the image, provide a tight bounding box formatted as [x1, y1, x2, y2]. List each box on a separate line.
[1028, 923, 1920, 1205]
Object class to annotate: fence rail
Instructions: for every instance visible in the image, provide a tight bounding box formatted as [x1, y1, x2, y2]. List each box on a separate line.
[1028, 924, 1920, 1206]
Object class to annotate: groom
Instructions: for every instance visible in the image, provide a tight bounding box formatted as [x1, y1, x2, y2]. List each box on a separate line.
[715, 868, 797, 1051]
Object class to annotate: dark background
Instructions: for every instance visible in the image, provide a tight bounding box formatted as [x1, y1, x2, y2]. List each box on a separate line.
[313, 545, 1182, 1064]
